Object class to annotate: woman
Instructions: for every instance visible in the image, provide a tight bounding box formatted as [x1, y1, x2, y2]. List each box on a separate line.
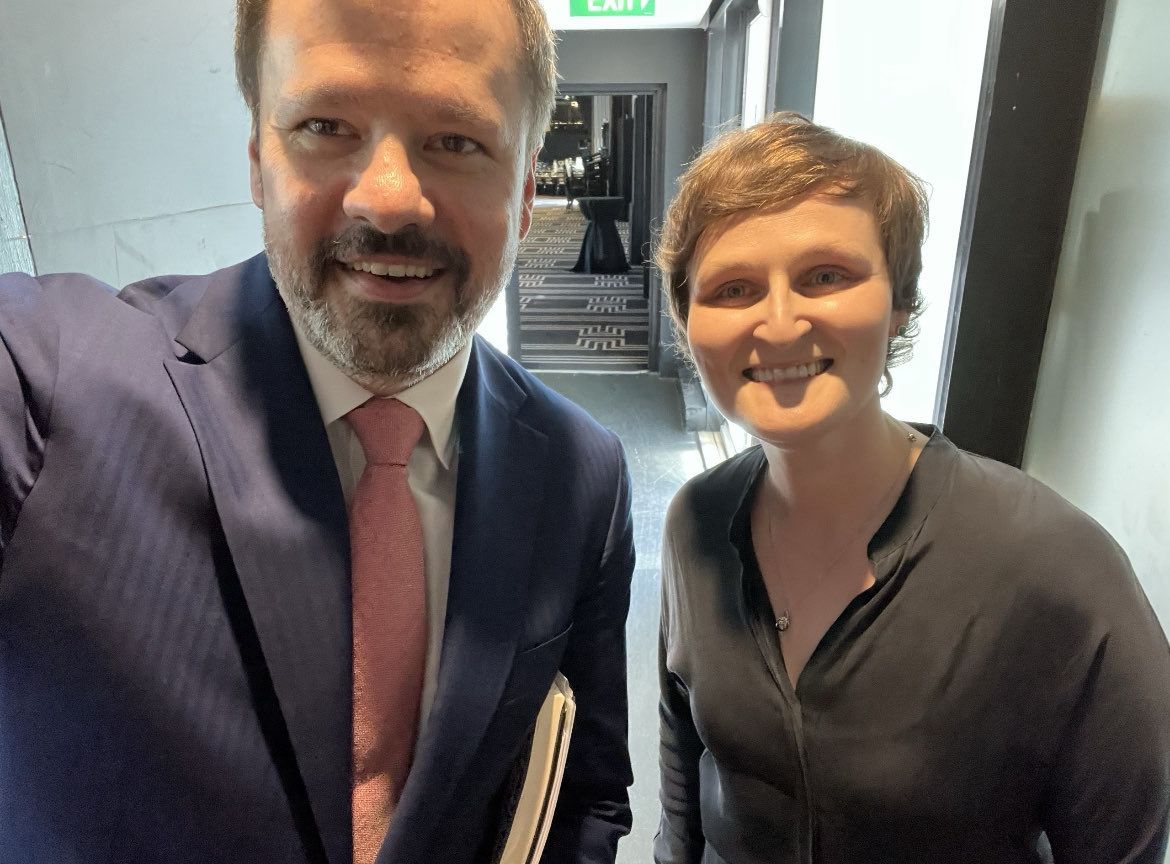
[653, 114, 1170, 864]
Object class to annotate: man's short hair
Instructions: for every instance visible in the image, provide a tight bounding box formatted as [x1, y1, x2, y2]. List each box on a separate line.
[234, 0, 557, 155]
[656, 112, 929, 372]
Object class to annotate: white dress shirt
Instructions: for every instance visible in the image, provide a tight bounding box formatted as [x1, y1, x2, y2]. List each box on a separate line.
[288, 318, 471, 741]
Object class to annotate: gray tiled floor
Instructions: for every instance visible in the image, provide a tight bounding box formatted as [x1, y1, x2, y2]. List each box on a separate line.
[534, 372, 705, 863]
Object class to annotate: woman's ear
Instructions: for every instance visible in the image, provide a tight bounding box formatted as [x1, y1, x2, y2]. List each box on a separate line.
[889, 309, 910, 338]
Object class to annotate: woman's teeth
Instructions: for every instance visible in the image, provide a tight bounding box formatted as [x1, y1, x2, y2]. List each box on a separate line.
[747, 359, 830, 383]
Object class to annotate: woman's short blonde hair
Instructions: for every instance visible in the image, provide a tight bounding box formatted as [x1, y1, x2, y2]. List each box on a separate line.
[656, 112, 929, 377]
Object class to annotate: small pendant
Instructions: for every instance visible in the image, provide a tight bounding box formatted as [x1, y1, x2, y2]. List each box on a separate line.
[775, 611, 790, 632]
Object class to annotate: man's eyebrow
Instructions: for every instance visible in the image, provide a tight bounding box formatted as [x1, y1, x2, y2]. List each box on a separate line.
[417, 95, 502, 133]
[275, 85, 500, 132]
[276, 83, 366, 112]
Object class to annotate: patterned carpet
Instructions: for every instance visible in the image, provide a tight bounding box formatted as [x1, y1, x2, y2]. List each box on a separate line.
[517, 199, 649, 371]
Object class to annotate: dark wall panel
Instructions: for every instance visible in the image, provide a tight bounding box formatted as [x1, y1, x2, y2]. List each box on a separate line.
[940, 0, 1109, 466]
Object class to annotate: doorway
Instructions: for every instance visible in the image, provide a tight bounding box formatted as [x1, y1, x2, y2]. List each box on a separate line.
[507, 84, 666, 373]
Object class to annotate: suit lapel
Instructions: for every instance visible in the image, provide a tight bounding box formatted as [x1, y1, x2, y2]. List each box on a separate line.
[162, 258, 352, 864]
[381, 340, 549, 864]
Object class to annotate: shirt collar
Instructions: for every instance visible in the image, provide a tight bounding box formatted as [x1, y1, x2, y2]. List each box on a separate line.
[727, 424, 954, 569]
[287, 315, 471, 470]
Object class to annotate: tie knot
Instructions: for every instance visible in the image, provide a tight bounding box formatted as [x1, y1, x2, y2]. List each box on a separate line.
[346, 398, 425, 467]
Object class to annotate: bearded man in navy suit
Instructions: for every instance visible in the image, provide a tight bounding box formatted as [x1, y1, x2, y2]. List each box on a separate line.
[0, 0, 634, 861]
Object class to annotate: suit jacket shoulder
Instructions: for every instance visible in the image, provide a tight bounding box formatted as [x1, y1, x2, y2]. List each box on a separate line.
[472, 337, 624, 456]
[0, 270, 175, 550]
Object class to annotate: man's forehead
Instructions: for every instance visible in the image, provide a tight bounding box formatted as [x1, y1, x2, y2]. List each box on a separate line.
[264, 0, 518, 59]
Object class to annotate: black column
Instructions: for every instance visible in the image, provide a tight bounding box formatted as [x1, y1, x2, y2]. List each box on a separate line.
[938, 0, 1109, 466]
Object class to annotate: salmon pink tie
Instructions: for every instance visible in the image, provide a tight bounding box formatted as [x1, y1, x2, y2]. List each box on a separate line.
[345, 397, 426, 864]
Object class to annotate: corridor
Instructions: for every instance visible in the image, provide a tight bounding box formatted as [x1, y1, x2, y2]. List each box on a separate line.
[535, 371, 706, 861]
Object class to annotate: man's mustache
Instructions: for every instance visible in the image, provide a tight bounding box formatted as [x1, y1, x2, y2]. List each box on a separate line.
[327, 225, 463, 270]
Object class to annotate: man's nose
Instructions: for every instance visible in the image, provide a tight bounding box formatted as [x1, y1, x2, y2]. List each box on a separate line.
[342, 139, 436, 234]
[754, 283, 813, 344]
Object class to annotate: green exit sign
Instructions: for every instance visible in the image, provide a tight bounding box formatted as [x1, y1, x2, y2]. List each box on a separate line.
[570, 0, 655, 16]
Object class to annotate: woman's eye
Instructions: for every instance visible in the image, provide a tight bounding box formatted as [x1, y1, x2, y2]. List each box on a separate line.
[721, 282, 748, 299]
[807, 269, 847, 290]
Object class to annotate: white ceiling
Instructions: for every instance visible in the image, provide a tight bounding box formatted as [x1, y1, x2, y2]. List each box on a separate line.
[540, 0, 712, 30]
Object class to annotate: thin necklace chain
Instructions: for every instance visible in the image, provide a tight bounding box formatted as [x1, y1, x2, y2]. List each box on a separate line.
[766, 428, 918, 634]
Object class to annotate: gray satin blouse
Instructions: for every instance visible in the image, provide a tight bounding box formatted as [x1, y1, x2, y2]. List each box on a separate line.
[656, 428, 1170, 864]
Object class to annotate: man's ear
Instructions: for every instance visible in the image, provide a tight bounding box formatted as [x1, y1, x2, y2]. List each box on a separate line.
[518, 149, 538, 240]
[248, 129, 264, 209]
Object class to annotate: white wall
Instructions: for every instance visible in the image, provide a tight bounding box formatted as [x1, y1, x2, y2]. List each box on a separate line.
[555, 29, 707, 214]
[813, 0, 994, 423]
[1025, 0, 1170, 626]
[0, 0, 261, 286]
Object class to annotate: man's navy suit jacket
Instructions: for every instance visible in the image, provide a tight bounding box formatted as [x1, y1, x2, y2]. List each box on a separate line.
[0, 254, 634, 864]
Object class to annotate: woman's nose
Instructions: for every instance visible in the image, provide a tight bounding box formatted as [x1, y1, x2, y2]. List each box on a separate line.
[753, 284, 813, 344]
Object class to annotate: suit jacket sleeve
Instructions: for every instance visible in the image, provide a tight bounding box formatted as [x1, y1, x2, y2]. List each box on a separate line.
[540, 433, 635, 864]
[0, 272, 57, 565]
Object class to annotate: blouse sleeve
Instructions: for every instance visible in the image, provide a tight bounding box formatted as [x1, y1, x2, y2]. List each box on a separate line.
[653, 531, 706, 864]
[1040, 546, 1170, 863]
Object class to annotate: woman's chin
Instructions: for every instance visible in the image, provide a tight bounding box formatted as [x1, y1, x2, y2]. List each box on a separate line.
[726, 397, 841, 447]
[750, 424, 830, 450]
[723, 381, 889, 451]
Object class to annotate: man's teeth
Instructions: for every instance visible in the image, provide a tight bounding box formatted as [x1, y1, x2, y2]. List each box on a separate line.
[748, 359, 829, 383]
[347, 261, 437, 278]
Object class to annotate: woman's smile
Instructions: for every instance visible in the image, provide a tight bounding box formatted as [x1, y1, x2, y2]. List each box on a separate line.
[743, 358, 834, 383]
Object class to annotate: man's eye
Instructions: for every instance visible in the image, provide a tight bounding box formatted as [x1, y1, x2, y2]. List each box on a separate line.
[303, 118, 345, 137]
[436, 134, 481, 154]
[720, 282, 749, 300]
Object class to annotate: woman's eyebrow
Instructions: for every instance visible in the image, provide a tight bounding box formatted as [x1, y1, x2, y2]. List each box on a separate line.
[790, 244, 873, 265]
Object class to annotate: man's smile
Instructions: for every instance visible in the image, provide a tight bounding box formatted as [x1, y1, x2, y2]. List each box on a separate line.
[333, 259, 448, 303]
[343, 259, 443, 280]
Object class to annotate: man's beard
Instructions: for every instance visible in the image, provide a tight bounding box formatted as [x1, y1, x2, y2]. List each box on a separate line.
[264, 221, 515, 387]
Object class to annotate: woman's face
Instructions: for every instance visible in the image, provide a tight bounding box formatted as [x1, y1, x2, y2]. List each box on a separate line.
[686, 193, 906, 447]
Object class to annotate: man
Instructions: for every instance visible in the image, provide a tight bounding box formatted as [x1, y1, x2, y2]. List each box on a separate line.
[0, 0, 634, 862]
